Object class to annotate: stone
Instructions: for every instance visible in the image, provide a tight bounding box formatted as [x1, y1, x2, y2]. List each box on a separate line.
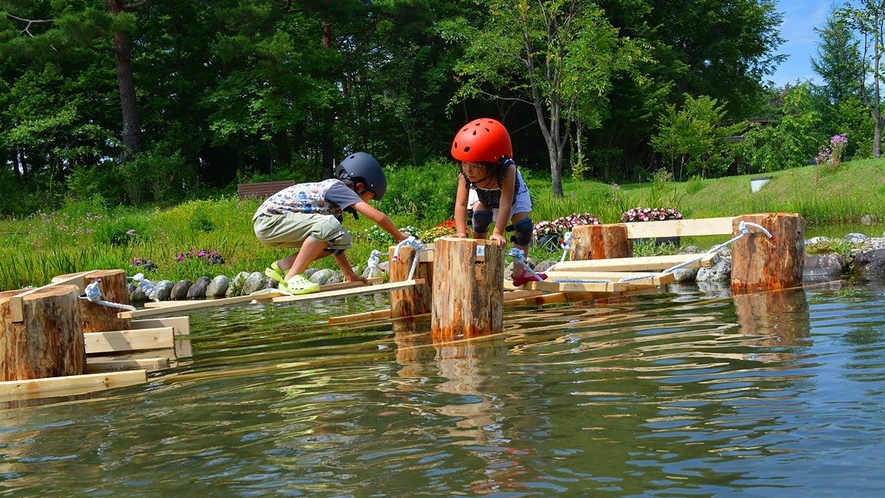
[803, 253, 848, 282]
[242, 272, 266, 295]
[696, 258, 731, 282]
[310, 269, 335, 285]
[861, 214, 878, 226]
[130, 285, 148, 303]
[154, 280, 174, 301]
[844, 233, 871, 243]
[671, 267, 698, 283]
[187, 276, 211, 299]
[226, 271, 251, 297]
[206, 275, 230, 298]
[852, 249, 885, 279]
[170, 280, 192, 300]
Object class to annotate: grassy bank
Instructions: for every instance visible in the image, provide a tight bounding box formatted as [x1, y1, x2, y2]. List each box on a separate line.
[1, 159, 883, 291]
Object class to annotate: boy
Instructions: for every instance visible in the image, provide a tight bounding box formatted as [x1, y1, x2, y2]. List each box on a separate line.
[253, 152, 408, 295]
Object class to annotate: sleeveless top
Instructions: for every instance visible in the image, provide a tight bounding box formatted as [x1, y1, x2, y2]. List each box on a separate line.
[464, 163, 527, 209]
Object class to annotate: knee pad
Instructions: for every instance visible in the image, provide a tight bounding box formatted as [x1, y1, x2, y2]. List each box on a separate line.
[472, 210, 494, 234]
[511, 217, 534, 246]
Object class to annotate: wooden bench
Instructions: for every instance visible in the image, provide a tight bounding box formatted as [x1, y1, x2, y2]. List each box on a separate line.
[237, 180, 296, 199]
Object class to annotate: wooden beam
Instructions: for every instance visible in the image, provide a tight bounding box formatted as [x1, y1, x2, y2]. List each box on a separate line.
[543, 271, 676, 286]
[119, 289, 286, 318]
[84, 327, 175, 354]
[8, 271, 89, 322]
[551, 253, 719, 272]
[86, 357, 168, 373]
[271, 279, 424, 303]
[623, 217, 735, 239]
[131, 316, 191, 358]
[0, 370, 147, 400]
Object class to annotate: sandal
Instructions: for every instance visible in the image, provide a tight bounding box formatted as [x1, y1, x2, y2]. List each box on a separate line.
[512, 268, 547, 287]
[264, 261, 285, 284]
[279, 273, 321, 295]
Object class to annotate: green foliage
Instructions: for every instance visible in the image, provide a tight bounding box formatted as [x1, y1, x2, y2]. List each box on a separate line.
[686, 175, 705, 195]
[120, 151, 191, 206]
[92, 215, 151, 246]
[378, 158, 458, 223]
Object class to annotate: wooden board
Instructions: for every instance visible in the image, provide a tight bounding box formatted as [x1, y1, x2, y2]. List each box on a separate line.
[271, 279, 424, 303]
[623, 217, 735, 239]
[7, 271, 89, 322]
[84, 327, 175, 355]
[550, 253, 719, 272]
[543, 271, 676, 286]
[0, 370, 147, 400]
[131, 316, 191, 358]
[86, 357, 169, 373]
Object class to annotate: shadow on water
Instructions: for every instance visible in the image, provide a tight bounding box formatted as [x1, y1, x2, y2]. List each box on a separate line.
[1, 280, 885, 495]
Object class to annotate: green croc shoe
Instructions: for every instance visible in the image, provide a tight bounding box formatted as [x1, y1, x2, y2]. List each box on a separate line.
[265, 261, 285, 284]
[279, 273, 321, 295]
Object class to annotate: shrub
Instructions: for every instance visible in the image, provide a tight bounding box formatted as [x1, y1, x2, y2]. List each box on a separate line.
[620, 207, 683, 222]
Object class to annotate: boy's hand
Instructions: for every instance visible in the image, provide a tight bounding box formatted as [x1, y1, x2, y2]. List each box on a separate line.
[345, 273, 369, 284]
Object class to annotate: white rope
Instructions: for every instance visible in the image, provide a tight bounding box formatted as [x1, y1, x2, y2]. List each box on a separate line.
[392, 236, 430, 281]
[507, 247, 545, 280]
[559, 231, 574, 263]
[129, 272, 160, 302]
[80, 278, 137, 311]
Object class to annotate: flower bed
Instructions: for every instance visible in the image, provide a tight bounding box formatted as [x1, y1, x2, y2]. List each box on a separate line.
[619, 207, 683, 223]
[533, 213, 600, 237]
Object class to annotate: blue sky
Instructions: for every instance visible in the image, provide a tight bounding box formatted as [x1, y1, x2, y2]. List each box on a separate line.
[767, 0, 834, 86]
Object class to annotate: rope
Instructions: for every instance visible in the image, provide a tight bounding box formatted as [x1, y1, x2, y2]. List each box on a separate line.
[80, 278, 137, 311]
[507, 247, 545, 280]
[392, 236, 430, 281]
[559, 231, 574, 263]
[129, 272, 160, 302]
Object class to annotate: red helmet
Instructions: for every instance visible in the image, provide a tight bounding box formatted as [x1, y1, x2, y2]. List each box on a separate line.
[451, 118, 513, 163]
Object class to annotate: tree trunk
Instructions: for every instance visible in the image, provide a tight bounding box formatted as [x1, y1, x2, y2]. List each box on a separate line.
[570, 225, 632, 260]
[106, 0, 141, 154]
[388, 246, 433, 318]
[731, 213, 805, 295]
[80, 270, 132, 333]
[0, 285, 86, 381]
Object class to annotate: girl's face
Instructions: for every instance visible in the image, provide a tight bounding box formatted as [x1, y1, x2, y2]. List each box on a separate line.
[460, 162, 491, 183]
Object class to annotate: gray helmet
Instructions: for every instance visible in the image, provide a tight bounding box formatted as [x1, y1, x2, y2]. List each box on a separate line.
[336, 152, 387, 200]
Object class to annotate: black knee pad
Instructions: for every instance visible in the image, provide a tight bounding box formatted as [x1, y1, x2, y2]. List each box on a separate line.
[511, 217, 534, 246]
[472, 210, 494, 234]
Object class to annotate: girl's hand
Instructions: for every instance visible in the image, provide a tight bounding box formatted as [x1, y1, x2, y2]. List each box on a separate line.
[489, 233, 506, 246]
[454, 232, 468, 238]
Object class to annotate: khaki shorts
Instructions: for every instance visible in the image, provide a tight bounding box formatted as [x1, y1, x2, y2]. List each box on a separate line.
[253, 213, 352, 251]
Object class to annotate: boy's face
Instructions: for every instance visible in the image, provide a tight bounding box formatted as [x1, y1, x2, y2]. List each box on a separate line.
[357, 183, 376, 202]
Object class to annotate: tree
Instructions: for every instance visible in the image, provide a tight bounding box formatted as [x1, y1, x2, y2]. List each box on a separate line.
[441, 0, 647, 197]
[840, 0, 885, 157]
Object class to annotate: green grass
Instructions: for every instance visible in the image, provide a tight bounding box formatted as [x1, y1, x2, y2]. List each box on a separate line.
[1, 158, 883, 290]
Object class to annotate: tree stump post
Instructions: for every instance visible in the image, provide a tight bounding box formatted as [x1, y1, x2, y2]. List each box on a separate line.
[81, 269, 132, 332]
[731, 213, 805, 295]
[431, 237, 503, 340]
[570, 224, 632, 261]
[388, 245, 433, 318]
[0, 285, 86, 381]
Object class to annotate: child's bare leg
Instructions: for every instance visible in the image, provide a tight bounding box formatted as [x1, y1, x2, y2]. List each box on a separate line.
[285, 237, 329, 280]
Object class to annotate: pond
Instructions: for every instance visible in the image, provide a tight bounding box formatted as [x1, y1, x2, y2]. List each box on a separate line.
[1, 279, 884, 496]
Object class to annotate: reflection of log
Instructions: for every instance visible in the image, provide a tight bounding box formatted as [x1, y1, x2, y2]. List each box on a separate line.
[734, 288, 810, 346]
[81, 269, 132, 332]
[389, 245, 433, 318]
[431, 237, 503, 340]
[732, 213, 805, 294]
[570, 224, 631, 260]
[0, 285, 86, 381]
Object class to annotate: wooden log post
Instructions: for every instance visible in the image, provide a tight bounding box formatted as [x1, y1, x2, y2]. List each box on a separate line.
[81, 270, 132, 333]
[388, 245, 433, 318]
[431, 237, 503, 340]
[731, 213, 805, 295]
[0, 285, 86, 381]
[570, 224, 632, 261]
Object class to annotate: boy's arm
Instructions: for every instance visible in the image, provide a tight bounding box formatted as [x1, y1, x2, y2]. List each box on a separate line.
[334, 252, 367, 283]
[351, 201, 409, 243]
[454, 176, 469, 237]
[491, 166, 517, 244]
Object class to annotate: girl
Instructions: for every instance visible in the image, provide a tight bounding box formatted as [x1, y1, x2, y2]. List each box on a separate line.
[451, 118, 546, 286]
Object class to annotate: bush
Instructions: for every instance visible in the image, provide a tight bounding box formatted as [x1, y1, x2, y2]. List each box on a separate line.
[379, 158, 458, 223]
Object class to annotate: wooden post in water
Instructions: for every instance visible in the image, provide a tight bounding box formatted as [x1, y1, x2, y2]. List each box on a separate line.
[388, 245, 433, 318]
[570, 224, 632, 260]
[431, 237, 503, 340]
[731, 213, 805, 295]
[81, 269, 132, 332]
[0, 285, 86, 381]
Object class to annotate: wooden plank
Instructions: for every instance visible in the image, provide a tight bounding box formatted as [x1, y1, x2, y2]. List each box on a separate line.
[271, 279, 424, 303]
[550, 253, 719, 272]
[119, 289, 286, 318]
[84, 327, 175, 354]
[86, 357, 168, 373]
[516, 280, 625, 293]
[237, 180, 296, 199]
[131, 316, 191, 358]
[0, 370, 147, 400]
[623, 217, 735, 239]
[8, 271, 89, 323]
[543, 271, 676, 286]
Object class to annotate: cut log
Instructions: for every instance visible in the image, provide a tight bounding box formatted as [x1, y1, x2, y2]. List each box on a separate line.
[389, 245, 433, 318]
[731, 213, 805, 294]
[0, 285, 86, 381]
[81, 269, 132, 333]
[570, 224, 632, 260]
[431, 237, 503, 340]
